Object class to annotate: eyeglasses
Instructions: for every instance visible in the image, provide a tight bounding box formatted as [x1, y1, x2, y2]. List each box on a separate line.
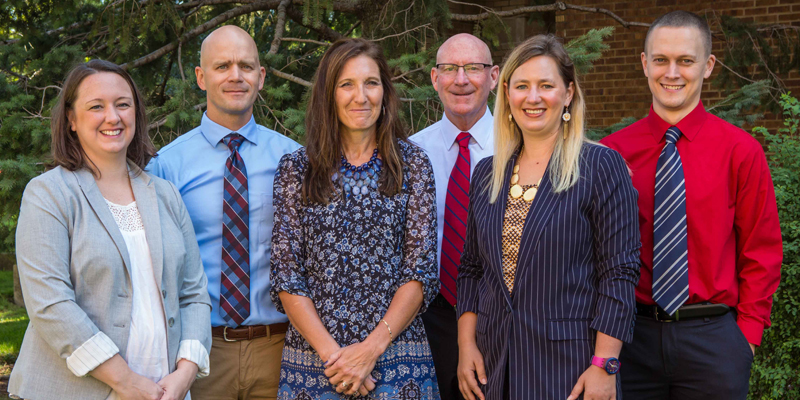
[436, 63, 493, 77]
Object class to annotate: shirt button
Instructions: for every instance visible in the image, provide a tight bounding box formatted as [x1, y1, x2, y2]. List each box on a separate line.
[162, 290, 167, 299]
[168, 318, 175, 327]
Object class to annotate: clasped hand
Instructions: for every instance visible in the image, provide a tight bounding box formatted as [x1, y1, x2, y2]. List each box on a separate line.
[116, 361, 197, 400]
[324, 341, 380, 396]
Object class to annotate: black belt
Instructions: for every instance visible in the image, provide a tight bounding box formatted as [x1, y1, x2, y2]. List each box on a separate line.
[635, 302, 731, 322]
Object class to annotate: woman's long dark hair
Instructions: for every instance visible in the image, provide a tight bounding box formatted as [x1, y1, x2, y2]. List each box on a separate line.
[303, 38, 406, 204]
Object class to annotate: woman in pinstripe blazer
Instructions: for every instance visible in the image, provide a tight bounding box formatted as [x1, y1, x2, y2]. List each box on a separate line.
[456, 35, 641, 400]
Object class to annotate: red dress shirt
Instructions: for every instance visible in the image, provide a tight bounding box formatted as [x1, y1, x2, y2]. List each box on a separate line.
[601, 102, 782, 345]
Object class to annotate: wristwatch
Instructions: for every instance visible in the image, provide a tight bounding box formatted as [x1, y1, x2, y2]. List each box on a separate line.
[590, 356, 621, 375]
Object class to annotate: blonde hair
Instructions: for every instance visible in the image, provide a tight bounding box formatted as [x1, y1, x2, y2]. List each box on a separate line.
[489, 34, 588, 203]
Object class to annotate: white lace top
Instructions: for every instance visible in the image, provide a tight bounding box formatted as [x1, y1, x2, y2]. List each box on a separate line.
[104, 199, 175, 400]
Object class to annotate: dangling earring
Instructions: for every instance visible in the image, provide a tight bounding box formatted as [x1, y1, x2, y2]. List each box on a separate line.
[562, 106, 571, 138]
[508, 113, 513, 122]
[382, 105, 386, 116]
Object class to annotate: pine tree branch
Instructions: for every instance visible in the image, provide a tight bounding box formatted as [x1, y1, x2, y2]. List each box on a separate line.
[174, 0, 363, 13]
[0, 68, 29, 83]
[269, 0, 292, 54]
[286, 5, 344, 42]
[371, 23, 432, 42]
[121, 0, 283, 70]
[149, 102, 207, 130]
[270, 68, 311, 86]
[449, 1, 650, 29]
[282, 37, 329, 46]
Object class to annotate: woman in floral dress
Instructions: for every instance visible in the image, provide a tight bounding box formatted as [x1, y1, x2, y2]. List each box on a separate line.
[270, 38, 440, 400]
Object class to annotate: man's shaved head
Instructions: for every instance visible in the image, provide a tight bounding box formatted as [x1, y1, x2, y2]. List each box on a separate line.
[436, 33, 493, 65]
[200, 25, 261, 69]
[195, 25, 265, 130]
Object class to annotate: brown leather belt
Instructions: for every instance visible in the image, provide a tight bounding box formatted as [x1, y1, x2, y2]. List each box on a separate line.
[212, 322, 290, 341]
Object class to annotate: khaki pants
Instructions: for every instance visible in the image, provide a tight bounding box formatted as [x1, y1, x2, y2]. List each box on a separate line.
[190, 331, 285, 400]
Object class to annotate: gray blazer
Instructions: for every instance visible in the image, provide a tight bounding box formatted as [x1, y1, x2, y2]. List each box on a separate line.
[9, 162, 211, 400]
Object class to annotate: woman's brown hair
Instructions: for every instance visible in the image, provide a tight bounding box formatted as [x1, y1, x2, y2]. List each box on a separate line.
[50, 59, 155, 175]
[303, 38, 406, 204]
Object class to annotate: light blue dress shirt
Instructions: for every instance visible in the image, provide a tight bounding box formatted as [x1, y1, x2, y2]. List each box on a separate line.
[147, 113, 301, 328]
[409, 108, 494, 272]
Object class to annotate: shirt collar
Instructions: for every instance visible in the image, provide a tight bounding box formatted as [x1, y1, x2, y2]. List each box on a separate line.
[199, 112, 260, 147]
[646, 101, 707, 143]
[439, 107, 493, 151]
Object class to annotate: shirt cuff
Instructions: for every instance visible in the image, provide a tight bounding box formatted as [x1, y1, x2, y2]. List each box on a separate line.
[737, 315, 765, 346]
[177, 339, 210, 378]
[66, 331, 120, 377]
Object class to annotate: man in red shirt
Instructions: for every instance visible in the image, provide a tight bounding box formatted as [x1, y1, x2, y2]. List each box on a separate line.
[601, 10, 782, 398]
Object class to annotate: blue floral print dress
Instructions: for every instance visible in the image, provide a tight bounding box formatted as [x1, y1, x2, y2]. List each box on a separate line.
[270, 141, 441, 400]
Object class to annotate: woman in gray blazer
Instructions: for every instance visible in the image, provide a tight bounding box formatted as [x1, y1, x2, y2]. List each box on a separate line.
[9, 60, 212, 400]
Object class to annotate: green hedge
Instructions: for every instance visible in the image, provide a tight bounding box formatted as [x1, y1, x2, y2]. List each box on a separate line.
[749, 94, 800, 399]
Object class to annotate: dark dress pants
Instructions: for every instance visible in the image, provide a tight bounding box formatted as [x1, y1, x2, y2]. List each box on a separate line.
[620, 312, 754, 399]
[421, 293, 465, 400]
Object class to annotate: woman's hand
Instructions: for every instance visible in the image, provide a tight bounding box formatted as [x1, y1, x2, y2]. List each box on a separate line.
[91, 354, 163, 400]
[324, 339, 384, 396]
[115, 372, 164, 400]
[567, 366, 616, 400]
[157, 359, 199, 400]
[457, 340, 487, 400]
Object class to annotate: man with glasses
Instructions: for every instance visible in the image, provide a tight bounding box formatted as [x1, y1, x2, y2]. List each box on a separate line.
[410, 33, 499, 400]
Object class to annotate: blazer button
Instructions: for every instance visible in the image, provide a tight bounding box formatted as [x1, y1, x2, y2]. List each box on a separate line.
[162, 290, 167, 299]
[168, 318, 175, 327]
[505, 305, 512, 313]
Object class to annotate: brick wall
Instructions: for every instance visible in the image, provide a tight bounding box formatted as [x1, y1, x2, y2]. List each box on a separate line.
[454, 0, 800, 132]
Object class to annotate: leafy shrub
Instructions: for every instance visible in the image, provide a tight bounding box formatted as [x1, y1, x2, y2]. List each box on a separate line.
[749, 93, 800, 399]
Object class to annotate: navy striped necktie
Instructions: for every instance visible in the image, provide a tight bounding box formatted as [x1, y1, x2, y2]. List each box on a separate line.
[652, 126, 689, 316]
[220, 133, 250, 326]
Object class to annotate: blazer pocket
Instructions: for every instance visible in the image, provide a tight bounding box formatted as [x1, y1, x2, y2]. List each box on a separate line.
[547, 319, 592, 341]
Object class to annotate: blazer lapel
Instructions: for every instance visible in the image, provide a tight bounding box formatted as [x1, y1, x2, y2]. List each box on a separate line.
[74, 168, 132, 275]
[129, 162, 164, 290]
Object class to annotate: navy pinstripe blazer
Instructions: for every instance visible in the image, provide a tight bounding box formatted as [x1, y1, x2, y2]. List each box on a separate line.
[457, 143, 641, 400]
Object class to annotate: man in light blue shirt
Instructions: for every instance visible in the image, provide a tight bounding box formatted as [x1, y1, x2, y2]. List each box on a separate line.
[409, 33, 499, 400]
[147, 25, 300, 400]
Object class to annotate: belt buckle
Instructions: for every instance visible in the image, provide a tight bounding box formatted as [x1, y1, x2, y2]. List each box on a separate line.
[655, 306, 678, 322]
[223, 326, 237, 342]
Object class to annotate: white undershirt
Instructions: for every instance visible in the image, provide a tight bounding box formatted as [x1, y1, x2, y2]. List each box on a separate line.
[104, 199, 186, 400]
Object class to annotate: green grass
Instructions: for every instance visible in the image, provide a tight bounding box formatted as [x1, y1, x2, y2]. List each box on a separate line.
[0, 270, 28, 371]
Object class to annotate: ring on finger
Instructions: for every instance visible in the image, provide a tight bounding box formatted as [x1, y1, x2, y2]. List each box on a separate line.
[341, 381, 350, 388]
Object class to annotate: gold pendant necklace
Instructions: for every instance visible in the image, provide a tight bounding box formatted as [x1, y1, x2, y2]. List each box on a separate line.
[510, 164, 539, 202]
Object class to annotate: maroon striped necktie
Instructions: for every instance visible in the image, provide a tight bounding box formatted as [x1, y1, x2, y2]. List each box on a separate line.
[440, 131, 471, 306]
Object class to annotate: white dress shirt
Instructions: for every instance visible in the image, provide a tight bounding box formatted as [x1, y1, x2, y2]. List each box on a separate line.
[409, 108, 495, 271]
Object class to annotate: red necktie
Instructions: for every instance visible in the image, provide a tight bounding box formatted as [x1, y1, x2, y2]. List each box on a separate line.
[440, 132, 471, 306]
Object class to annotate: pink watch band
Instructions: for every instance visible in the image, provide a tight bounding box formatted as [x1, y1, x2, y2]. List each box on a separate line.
[591, 355, 607, 369]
